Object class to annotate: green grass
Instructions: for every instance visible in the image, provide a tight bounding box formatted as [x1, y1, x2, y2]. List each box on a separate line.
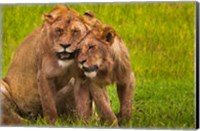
[1, 2, 196, 128]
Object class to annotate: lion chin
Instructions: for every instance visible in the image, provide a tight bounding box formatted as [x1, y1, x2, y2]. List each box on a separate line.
[58, 60, 74, 68]
[84, 71, 97, 78]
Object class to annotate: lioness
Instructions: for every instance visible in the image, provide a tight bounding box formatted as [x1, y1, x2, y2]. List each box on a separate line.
[76, 25, 135, 126]
[0, 5, 92, 125]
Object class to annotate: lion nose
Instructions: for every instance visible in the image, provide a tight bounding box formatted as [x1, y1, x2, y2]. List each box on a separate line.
[60, 44, 70, 49]
[80, 59, 86, 65]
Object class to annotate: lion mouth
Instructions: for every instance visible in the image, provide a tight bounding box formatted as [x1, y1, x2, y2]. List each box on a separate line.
[82, 65, 98, 78]
[56, 51, 76, 60]
[83, 65, 98, 72]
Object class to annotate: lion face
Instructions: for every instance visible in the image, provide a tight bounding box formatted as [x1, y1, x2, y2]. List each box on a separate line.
[43, 6, 89, 63]
[51, 19, 88, 61]
[77, 32, 113, 79]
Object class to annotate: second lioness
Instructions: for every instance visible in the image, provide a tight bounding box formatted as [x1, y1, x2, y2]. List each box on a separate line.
[76, 25, 135, 126]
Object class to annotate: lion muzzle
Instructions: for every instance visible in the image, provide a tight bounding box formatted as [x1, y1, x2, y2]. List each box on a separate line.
[83, 65, 98, 72]
[56, 51, 76, 60]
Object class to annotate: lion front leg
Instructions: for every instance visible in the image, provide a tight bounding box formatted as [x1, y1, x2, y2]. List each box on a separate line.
[116, 72, 135, 124]
[90, 83, 118, 127]
[37, 71, 57, 124]
[74, 79, 92, 123]
[0, 79, 28, 125]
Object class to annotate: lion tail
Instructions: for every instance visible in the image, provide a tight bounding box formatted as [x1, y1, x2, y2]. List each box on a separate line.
[0, 79, 11, 100]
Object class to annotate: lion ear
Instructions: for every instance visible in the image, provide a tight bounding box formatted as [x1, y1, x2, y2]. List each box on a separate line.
[43, 5, 69, 24]
[43, 13, 55, 23]
[84, 10, 95, 18]
[102, 26, 115, 45]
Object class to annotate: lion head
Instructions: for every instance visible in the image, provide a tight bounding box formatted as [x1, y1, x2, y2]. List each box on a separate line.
[42, 6, 90, 63]
[76, 25, 115, 80]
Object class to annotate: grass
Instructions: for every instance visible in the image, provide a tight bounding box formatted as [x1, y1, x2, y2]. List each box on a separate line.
[1, 2, 196, 129]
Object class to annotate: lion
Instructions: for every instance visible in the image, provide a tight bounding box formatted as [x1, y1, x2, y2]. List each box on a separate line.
[0, 5, 93, 125]
[76, 24, 135, 126]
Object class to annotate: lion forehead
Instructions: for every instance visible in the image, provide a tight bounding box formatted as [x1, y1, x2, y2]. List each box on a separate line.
[70, 21, 87, 31]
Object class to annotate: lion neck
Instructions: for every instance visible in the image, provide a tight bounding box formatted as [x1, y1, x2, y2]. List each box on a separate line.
[111, 36, 132, 83]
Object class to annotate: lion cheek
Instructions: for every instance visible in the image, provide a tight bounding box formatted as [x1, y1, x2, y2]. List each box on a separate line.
[65, 47, 75, 53]
[54, 45, 64, 53]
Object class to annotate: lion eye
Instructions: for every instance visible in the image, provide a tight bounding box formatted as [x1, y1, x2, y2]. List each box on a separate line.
[55, 28, 64, 36]
[89, 45, 95, 50]
[72, 29, 80, 36]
